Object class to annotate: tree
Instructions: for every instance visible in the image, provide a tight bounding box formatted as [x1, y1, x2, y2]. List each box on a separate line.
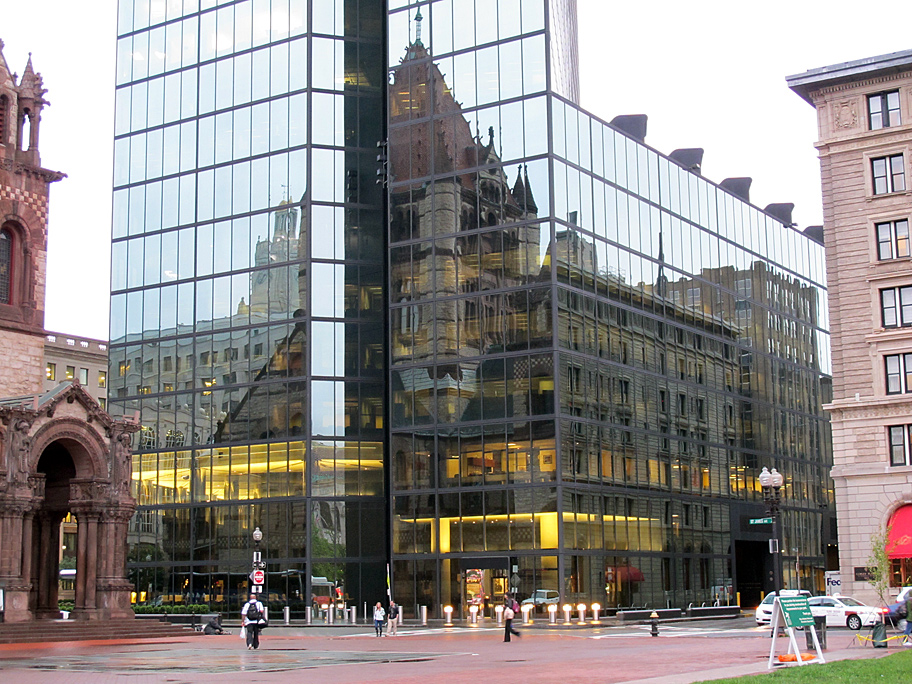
[867, 526, 896, 609]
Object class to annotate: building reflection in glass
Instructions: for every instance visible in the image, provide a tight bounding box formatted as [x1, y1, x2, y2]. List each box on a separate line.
[388, 1, 831, 616]
[111, 0, 387, 615]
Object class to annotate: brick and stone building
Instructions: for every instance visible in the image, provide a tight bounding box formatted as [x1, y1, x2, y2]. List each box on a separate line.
[0, 38, 139, 622]
[789, 50, 912, 602]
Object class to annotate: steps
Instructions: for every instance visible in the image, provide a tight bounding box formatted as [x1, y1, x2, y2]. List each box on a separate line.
[0, 618, 201, 644]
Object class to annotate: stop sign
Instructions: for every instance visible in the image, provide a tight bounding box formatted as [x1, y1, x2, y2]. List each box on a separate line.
[252, 569, 265, 585]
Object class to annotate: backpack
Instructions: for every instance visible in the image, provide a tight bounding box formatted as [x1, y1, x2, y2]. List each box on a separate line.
[247, 603, 263, 621]
[511, 599, 520, 613]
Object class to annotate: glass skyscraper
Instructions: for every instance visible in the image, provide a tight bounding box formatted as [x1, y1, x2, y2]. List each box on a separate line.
[111, 0, 833, 618]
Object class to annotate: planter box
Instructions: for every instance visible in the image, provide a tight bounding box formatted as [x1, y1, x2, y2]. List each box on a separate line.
[617, 608, 683, 622]
[134, 613, 215, 625]
[686, 606, 741, 619]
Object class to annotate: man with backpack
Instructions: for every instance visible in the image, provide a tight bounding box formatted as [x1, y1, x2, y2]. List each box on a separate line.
[241, 593, 266, 650]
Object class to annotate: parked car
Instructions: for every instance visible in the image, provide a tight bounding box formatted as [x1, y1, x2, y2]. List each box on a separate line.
[896, 587, 912, 603]
[755, 590, 812, 625]
[807, 595, 882, 630]
[521, 590, 560, 610]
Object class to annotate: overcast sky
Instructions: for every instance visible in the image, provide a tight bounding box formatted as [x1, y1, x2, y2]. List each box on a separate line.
[2, 0, 911, 340]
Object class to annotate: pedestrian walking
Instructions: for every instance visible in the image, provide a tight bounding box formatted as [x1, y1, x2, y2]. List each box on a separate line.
[241, 593, 266, 650]
[374, 601, 386, 637]
[503, 602, 520, 642]
[388, 601, 400, 636]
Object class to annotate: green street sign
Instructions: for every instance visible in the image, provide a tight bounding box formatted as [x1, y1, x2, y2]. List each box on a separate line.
[778, 596, 815, 628]
[749, 517, 773, 525]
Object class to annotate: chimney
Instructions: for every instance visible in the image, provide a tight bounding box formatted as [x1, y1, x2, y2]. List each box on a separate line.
[764, 203, 795, 226]
[720, 177, 752, 203]
[803, 225, 824, 245]
[610, 115, 647, 143]
[669, 148, 704, 175]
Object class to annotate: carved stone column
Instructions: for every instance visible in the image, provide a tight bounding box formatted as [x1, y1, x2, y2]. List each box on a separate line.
[34, 510, 63, 619]
[0, 499, 34, 622]
[94, 507, 136, 619]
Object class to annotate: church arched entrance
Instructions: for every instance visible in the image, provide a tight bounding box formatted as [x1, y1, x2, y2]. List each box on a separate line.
[0, 384, 139, 622]
[31, 440, 77, 618]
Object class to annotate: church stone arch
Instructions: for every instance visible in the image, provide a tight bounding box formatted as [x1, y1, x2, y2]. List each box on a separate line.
[0, 383, 139, 622]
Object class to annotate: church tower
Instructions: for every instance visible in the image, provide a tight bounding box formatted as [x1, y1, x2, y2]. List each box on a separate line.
[0, 40, 64, 395]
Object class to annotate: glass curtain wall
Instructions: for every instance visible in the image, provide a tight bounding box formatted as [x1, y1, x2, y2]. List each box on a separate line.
[111, 0, 387, 617]
[387, 0, 832, 616]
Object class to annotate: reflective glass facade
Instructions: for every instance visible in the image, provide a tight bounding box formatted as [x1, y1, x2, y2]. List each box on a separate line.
[111, 0, 387, 613]
[112, 0, 833, 618]
[386, 0, 832, 616]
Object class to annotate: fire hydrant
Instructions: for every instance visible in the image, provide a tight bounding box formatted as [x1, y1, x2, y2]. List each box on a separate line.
[650, 611, 659, 637]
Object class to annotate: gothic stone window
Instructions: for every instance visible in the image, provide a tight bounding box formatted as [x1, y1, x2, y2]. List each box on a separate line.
[0, 228, 11, 304]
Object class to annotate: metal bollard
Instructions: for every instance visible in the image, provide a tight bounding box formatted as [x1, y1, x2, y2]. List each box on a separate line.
[327, 606, 334, 624]
[495, 605, 504, 625]
[469, 605, 479, 624]
[549, 604, 558, 624]
[284, 606, 290, 625]
[306, 606, 312, 625]
[420, 605, 428, 626]
[522, 605, 532, 624]
[349, 606, 357, 624]
[577, 603, 587, 623]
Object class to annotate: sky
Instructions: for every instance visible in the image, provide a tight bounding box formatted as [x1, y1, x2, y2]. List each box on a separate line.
[2, 0, 911, 340]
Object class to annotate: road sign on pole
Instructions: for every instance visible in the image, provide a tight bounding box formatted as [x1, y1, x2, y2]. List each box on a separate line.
[252, 569, 265, 585]
[750, 517, 773, 525]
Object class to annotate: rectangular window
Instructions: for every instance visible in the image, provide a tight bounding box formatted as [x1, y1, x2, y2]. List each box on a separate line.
[869, 90, 902, 130]
[98, 371, 107, 388]
[881, 286, 912, 327]
[877, 220, 911, 260]
[65, 366, 75, 380]
[118, 361, 130, 377]
[99, 397, 106, 410]
[888, 425, 912, 466]
[885, 354, 912, 394]
[78, 368, 89, 385]
[873, 154, 906, 195]
[46, 363, 56, 381]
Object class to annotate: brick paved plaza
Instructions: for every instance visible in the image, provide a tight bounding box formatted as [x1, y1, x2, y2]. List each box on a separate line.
[0, 620, 894, 684]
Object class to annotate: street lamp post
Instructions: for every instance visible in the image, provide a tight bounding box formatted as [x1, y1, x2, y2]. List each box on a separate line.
[251, 527, 265, 596]
[759, 467, 785, 596]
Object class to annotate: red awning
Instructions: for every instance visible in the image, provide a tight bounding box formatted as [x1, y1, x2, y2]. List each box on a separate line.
[888, 506, 912, 558]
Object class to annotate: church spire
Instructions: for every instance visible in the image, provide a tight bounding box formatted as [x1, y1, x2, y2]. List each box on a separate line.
[414, 6, 424, 46]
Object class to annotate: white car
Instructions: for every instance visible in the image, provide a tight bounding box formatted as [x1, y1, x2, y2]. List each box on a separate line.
[755, 590, 812, 625]
[808, 595, 882, 630]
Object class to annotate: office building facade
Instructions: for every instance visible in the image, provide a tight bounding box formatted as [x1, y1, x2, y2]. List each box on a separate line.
[44, 332, 109, 409]
[113, 0, 833, 616]
[789, 51, 912, 604]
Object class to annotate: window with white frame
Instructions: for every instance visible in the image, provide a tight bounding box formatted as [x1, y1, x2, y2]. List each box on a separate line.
[885, 353, 912, 394]
[877, 219, 911, 260]
[881, 286, 912, 327]
[888, 425, 912, 466]
[869, 91, 902, 130]
[873, 154, 906, 195]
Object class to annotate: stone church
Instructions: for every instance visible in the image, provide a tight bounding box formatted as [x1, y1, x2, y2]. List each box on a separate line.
[0, 40, 138, 621]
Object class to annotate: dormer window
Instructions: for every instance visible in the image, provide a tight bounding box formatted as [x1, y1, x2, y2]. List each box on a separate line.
[868, 90, 901, 130]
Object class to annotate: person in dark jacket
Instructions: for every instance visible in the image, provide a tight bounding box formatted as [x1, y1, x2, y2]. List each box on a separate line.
[203, 614, 225, 634]
[388, 601, 400, 636]
[503, 601, 521, 642]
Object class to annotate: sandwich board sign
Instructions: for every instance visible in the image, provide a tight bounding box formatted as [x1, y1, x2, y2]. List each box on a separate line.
[767, 595, 825, 669]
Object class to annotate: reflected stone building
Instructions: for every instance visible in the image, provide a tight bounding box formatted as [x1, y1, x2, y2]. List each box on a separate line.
[111, 0, 833, 616]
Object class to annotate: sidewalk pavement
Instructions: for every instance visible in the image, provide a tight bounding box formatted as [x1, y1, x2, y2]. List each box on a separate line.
[0, 620, 898, 684]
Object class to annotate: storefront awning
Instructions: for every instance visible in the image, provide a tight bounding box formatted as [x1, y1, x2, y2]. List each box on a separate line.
[888, 506, 912, 558]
